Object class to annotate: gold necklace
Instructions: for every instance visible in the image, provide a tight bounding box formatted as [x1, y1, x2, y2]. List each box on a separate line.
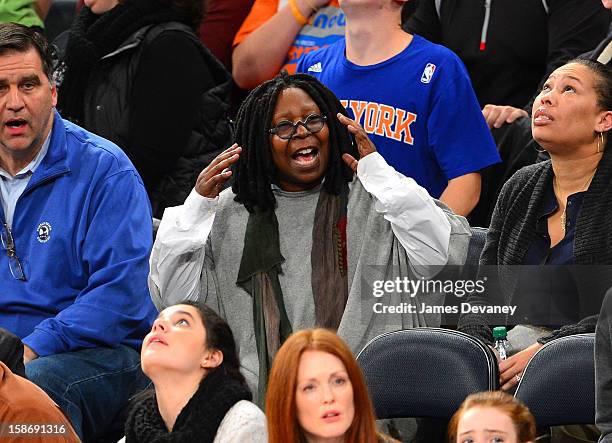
[553, 170, 597, 235]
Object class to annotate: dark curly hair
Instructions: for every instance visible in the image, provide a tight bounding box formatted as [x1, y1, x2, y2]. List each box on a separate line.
[231, 72, 358, 213]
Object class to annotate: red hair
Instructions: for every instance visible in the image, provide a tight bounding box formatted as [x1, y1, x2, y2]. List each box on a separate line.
[265, 329, 380, 443]
[447, 391, 536, 443]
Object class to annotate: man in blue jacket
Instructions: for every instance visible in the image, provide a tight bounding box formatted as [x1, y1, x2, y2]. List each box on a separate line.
[0, 23, 157, 440]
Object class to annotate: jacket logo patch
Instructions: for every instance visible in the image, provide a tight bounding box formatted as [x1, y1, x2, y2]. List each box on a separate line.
[37, 222, 52, 243]
[421, 63, 436, 84]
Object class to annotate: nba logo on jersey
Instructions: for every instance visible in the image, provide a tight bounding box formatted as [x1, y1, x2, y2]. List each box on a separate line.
[421, 63, 436, 84]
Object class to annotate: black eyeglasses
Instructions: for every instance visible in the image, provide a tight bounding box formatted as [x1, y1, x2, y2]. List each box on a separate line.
[1, 223, 26, 281]
[269, 114, 327, 140]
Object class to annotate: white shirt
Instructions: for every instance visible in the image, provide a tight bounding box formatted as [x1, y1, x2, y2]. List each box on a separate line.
[149, 152, 452, 300]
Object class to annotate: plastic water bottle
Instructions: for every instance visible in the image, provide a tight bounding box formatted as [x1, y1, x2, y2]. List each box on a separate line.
[493, 326, 511, 360]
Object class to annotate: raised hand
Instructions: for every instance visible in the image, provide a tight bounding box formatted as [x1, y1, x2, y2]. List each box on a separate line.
[482, 104, 528, 129]
[195, 144, 242, 198]
[337, 113, 377, 172]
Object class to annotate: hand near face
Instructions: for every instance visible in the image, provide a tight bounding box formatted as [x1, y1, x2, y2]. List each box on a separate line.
[499, 342, 542, 391]
[195, 144, 241, 198]
[337, 113, 377, 172]
[482, 104, 529, 129]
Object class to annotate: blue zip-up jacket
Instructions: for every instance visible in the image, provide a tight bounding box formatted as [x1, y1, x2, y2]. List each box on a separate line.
[0, 111, 157, 357]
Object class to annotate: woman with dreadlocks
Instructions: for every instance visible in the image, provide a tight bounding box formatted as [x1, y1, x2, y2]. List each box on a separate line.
[149, 73, 471, 401]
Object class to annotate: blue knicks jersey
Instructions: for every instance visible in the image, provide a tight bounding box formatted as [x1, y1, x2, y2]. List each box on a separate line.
[297, 35, 500, 198]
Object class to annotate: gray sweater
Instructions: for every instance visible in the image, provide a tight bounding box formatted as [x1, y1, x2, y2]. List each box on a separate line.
[150, 154, 471, 400]
[194, 180, 470, 399]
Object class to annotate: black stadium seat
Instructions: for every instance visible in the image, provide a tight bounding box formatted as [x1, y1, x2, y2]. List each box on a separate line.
[514, 333, 596, 427]
[356, 328, 499, 420]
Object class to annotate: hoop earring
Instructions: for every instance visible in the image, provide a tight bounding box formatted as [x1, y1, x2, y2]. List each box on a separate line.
[597, 132, 605, 154]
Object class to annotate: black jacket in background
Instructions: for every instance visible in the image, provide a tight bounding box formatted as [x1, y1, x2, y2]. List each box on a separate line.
[582, 22, 612, 63]
[84, 24, 230, 218]
[405, 0, 610, 110]
[56, 4, 232, 218]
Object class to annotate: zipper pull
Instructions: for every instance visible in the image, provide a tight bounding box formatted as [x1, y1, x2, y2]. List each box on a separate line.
[480, 0, 491, 52]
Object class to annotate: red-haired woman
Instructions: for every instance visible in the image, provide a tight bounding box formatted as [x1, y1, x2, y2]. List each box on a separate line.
[266, 328, 397, 443]
[448, 391, 536, 443]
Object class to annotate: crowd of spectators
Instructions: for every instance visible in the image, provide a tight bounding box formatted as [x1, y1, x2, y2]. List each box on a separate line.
[0, 0, 612, 442]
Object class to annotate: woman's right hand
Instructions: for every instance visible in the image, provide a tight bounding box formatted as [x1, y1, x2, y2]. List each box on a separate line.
[195, 144, 242, 198]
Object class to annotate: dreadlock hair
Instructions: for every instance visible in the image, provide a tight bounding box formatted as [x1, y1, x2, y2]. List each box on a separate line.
[232, 72, 358, 213]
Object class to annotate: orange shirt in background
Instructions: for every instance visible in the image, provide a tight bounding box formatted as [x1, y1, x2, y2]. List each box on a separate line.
[233, 0, 344, 75]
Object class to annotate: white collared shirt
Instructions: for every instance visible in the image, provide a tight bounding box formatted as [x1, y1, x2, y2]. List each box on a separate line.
[0, 132, 52, 228]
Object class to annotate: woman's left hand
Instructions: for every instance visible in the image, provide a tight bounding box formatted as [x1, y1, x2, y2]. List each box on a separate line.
[337, 113, 377, 172]
[499, 342, 543, 390]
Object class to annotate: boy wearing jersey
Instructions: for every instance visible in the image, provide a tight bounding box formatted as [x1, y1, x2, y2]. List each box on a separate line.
[297, 0, 500, 216]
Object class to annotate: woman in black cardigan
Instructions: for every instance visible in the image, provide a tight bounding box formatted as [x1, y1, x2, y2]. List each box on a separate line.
[459, 59, 612, 391]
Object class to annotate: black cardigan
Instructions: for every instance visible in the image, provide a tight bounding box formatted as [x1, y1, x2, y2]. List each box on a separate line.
[458, 146, 612, 345]
[404, 0, 609, 110]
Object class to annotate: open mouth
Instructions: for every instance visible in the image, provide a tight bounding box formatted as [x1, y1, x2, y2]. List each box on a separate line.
[291, 147, 319, 165]
[147, 335, 168, 346]
[533, 109, 552, 125]
[5, 118, 27, 130]
[321, 411, 341, 422]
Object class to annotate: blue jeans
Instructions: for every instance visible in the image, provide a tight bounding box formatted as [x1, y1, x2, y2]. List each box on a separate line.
[26, 345, 149, 441]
